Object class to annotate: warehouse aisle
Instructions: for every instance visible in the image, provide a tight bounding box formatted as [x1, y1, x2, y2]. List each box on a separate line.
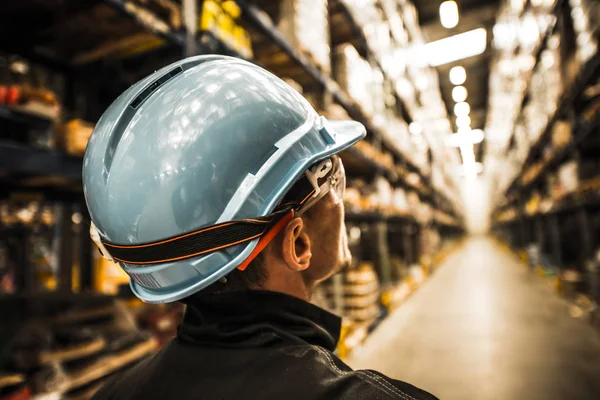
[348, 237, 600, 400]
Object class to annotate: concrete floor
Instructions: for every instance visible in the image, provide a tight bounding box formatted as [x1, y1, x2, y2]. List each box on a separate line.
[348, 237, 600, 400]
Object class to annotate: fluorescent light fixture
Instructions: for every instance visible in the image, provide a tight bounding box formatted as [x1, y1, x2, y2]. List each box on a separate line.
[440, 1, 459, 29]
[456, 115, 471, 128]
[424, 28, 487, 67]
[449, 66, 466, 85]
[454, 101, 470, 117]
[446, 129, 485, 147]
[452, 86, 468, 102]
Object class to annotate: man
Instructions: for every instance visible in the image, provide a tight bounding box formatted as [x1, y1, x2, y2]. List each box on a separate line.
[85, 55, 438, 399]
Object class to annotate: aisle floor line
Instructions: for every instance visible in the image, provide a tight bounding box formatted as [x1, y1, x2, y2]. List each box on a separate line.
[348, 237, 600, 400]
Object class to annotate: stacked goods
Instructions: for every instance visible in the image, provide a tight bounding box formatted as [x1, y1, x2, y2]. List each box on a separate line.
[370, 68, 386, 126]
[568, 0, 598, 64]
[557, 160, 579, 196]
[389, 256, 408, 283]
[0, 83, 60, 121]
[434, 209, 456, 226]
[419, 228, 440, 267]
[343, 177, 405, 215]
[525, 192, 542, 215]
[324, 103, 351, 122]
[200, 1, 253, 58]
[381, 0, 409, 47]
[342, 183, 363, 213]
[551, 120, 572, 150]
[520, 159, 545, 186]
[0, 200, 60, 293]
[343, 0, 393, 59]
[582, 82, 600, 122]
[406, 191, 420, 214]
[322, 263, 381, 323]
[497, 208, 518, 223]
[333, 44, 376, 116]
[131, 0, 182, 30]
[371, 177, 394, 214]
[0, 58, 62, 150]
[4, 299, 157, 400]
[513, 123, 529, 163]
[392, 188, 409, 215]
[586, 249, 600, 305]
[343, 263, 381, 322]
[530, 44, 562, 131]
[57, 120, 95, 157]
[277, 0, 330, 72]
[414, 202, 432, 225]
[351, 140, 395, 170]
[94, 255, 131, 296]
[0, 374, 29, 400]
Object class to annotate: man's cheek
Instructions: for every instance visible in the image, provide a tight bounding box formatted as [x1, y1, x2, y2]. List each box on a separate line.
[339, 224, 352, 266]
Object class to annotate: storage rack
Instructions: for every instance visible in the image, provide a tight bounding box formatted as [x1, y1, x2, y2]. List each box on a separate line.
[491, 0, 600, 287]
[0, 2, 468, 390]
[0, 0, 463, 295]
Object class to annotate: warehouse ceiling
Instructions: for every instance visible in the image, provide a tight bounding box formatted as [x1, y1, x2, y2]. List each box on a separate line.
[412, 0, 501, 162]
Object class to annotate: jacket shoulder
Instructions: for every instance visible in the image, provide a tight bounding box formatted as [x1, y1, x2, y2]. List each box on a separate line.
[309, 346, 439, 400]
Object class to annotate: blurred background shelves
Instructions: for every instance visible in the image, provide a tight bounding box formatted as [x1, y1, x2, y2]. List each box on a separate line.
[0, 142, 82, 182]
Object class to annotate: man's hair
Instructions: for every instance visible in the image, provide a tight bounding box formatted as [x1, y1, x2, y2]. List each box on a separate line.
[201, 253, 268, 294]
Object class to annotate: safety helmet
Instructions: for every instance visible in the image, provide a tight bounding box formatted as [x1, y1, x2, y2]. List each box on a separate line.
[83, 55, 366, 303]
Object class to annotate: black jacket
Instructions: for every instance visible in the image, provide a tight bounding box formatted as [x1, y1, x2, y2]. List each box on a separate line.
[93, 291, 438, 399]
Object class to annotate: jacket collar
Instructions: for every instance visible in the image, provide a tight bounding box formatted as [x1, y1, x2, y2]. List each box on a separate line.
[178, 290, 341, 351]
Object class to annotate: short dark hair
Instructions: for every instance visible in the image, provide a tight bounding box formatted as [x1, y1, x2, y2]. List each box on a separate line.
[200, 252, 268, 294]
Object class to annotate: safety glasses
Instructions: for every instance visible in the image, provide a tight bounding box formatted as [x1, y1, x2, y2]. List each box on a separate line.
[296, 155, 346, 216]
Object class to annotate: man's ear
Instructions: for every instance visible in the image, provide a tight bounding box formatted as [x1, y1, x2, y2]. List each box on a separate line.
[281, 217, 311, 272]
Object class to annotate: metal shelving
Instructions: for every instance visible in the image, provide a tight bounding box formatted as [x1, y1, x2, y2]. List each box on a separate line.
[345, 210, 419, 225]
[0, 106, 54, 130]
[0, 0, 461, 221]
[0, 142, 82, 181]
[496, 52, 600, 210]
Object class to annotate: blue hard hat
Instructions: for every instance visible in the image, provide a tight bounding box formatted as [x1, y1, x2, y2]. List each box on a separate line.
[83, 55, 366, 303]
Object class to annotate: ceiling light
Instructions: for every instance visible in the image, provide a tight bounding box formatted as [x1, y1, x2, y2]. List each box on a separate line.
[439, 1, 459, 29]
[446, 129, 485, 147]
[452, 86, 468, 102]
[470, 129, 485, 144]
[449, 66, 466, 85]
[454, 102, 470, 117]
[456, 115, 471, 128]
[424, 28, 487, 67]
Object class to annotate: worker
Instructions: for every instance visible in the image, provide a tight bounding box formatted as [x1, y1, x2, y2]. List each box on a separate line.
[84, 55, 438, 400]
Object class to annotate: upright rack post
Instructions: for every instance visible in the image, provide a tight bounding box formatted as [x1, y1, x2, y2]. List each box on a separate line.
[183, 0, 199, 57]
[55, 203, 74, 292]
